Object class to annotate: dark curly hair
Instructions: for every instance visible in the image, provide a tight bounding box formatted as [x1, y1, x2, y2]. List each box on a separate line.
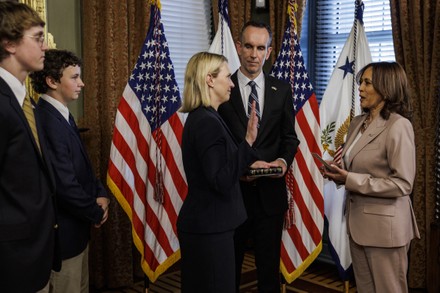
[356, 61, 412, 120]
[29, 49, 82, 94]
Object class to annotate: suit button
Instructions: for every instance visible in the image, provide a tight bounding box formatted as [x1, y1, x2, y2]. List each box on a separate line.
[54, 224, 58, 229]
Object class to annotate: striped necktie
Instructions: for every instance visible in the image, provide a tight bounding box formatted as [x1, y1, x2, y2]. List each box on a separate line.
[22, 95, 41, 154]
[247, 80, 261, 125]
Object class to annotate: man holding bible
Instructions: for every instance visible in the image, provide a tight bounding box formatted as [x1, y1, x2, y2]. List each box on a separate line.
[218, 21, 300, 293]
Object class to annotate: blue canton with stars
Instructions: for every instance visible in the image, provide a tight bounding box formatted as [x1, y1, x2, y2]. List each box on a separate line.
[338, 56, 355, 79]
[269, 18, 314, 115]
[128, 5, 181, 131]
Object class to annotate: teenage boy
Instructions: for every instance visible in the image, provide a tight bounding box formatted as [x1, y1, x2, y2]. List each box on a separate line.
[0, 2, 61, 292]
[30, 49, 110, 293]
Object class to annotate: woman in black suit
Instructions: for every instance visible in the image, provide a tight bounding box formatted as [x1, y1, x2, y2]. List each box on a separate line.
[177, 52, 262, 293]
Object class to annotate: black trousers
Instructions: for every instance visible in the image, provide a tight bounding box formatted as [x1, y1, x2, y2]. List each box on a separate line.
[178, 229, 235, 293]
[234, 188, 284, 293]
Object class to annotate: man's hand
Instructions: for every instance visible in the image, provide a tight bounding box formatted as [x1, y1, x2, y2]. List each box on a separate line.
[240, 160, 271, 181]
[95, 197, 110, 228]
[268, 158, 287, 178]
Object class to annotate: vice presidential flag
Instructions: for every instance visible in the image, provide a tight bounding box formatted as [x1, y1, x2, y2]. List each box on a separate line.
[208, 0, 240, 73]
[270, 1, 324, 283]
[319, 0, 372, 279]
[107, 2, 187, 282]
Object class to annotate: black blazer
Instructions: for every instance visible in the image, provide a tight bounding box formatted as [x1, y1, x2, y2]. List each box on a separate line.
[218, 73, 300, 215]
[38, 98, 107, 259]
[0, 77, 60, 292]
[177, 106, 258, 233]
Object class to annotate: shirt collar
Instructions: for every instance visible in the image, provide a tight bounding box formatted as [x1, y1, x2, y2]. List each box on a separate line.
[41, 94, 70, 122]
[237, 70, 265, 89]
[0, 66, 26, 106]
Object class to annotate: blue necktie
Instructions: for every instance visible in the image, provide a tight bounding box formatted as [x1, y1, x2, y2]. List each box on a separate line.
[248, 80, 261, 125]
[69, 114, 80, 136]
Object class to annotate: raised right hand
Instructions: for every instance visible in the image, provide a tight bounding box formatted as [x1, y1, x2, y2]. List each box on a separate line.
[245, 100, 258, 146]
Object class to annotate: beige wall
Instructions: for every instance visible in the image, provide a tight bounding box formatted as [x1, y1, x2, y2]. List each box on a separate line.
[47, 0, 83, 117]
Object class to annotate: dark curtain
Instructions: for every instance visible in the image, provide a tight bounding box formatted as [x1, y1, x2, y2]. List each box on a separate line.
[81, 0, 150, 288]
[212, 0, 253, 44]
[269, 0, 306, 64]
[390, 0, 440, 289]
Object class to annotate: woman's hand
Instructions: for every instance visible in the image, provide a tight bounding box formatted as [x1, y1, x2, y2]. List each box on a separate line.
[245, 101, 258, 146]
[323, 163, 348, 185]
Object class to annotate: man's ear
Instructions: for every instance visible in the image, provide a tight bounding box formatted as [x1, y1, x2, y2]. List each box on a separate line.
[3, 40, 16, 54]
[265, 46, 273, 60]
[45, 76, 58, 90]
[235, 41, 242, 54]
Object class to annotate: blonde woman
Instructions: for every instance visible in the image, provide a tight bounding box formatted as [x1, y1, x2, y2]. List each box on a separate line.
[177, 52, 263, 293]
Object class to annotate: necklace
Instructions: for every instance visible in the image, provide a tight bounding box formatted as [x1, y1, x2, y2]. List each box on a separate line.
[361, 114, 371, 133]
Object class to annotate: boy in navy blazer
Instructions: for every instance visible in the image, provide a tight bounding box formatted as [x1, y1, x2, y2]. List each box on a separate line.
[30, 49, 110, 293]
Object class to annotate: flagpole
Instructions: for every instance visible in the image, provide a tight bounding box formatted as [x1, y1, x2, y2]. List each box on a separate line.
[280, 273, 286, 293]
[144, 275, 150, 292]
[350, 0, 360, 120]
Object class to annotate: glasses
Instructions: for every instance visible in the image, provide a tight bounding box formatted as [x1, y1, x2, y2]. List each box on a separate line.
[25, 34, 46, 48]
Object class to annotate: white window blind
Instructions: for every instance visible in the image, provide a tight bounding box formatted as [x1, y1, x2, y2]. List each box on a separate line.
[313, 0, 395, 100]
[161, 0, 212, 96]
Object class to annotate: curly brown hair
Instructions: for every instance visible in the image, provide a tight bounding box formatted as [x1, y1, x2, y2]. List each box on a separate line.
[29, 49, 82, 94]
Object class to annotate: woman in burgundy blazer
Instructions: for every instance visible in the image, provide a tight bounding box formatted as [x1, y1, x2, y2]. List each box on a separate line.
[324, 62, 420, 292]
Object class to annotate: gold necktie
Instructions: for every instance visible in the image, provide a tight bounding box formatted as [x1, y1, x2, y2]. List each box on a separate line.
[22, 95, 41, 153]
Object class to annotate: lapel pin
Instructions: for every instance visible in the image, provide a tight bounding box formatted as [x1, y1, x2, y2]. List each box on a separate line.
[271, 86, 277, 91]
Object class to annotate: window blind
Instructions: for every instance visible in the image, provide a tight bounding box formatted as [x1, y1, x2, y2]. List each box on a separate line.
[313, 0, 395, 100]
[161, 0, 212, 95]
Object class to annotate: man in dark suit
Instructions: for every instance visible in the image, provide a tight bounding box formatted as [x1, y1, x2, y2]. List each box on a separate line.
[218, 21, 300, 293]
[0, 2, 61, 292]
[30, 49, 109, 293]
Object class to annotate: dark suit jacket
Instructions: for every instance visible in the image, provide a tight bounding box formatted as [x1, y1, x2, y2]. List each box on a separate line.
[218, 73, 299, 215]
[177, 106, 258, 233]
[38, 98, 107, 259]
[0, 77, 60, 292]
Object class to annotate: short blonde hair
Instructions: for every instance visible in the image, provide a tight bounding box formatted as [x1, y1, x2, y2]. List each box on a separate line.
[180, 52, 228, 113]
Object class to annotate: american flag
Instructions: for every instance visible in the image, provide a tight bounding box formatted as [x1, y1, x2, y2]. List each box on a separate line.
[107, 3, 187, 282]
[269, 1, 324, 283]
